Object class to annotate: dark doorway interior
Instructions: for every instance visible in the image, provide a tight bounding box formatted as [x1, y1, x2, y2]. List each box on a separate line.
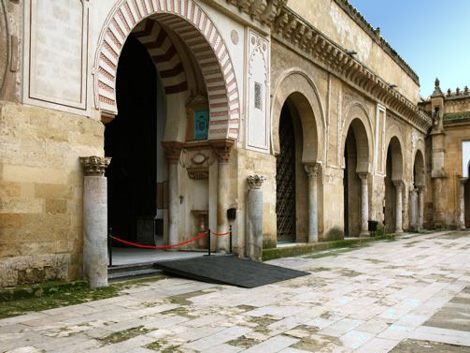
[105, 34, 157, 242]
[385, 145, 396, 232]
[276, 105, 296, 243]
[465, 169, 470, 228]
[344, 129, 361, 237]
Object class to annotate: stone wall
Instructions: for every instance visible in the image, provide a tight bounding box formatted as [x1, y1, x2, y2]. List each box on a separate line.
[0, 102, 104, 288]
[439, 124, 470, 227]
[288, 0, 420, 104]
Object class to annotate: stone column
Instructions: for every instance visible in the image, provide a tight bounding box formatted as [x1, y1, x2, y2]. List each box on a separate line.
[393, 180, 404, 233]
[459, 178, 468, 230]
[417, 185, 425, 231]
[304, 163, 320, 242]
[162, 142, 184, 247]
[358, 172, 369, 237]
[80, 156, 111, 289]
[246, 175, 266, 261]
[410, 188, 418, 231]
[212, 140, 234, 252]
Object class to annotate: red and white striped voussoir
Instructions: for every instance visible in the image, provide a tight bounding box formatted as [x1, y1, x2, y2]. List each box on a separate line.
[94, 0, 240, 140]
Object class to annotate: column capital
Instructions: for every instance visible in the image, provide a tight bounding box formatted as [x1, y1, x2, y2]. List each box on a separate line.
[358, 172, 370, 182]
[304, 163, 321, 179]
[247, 175, 266, 189]
[416, 184, 426, 192]
[410, 188, 418, 195]
[80, 156, 111, 176]
[393, 180, 404, 190]
[162, 141, 184, 164]
[211, 139, 235, 164]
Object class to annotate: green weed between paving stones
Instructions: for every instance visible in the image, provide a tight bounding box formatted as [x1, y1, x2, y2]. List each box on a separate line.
[160, 306, 197, 319]
[99, 325, 151, 345]
[227, 335, 260, 349]
[146, 340, 182, 352]
[0, 275, 167, 319]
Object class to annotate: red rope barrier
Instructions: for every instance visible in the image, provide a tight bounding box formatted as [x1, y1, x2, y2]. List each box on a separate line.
[110, 232, 207, 249]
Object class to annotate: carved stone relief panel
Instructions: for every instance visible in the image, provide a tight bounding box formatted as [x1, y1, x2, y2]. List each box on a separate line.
[246, 29, 270, 152]
[376, 105, 387, 175]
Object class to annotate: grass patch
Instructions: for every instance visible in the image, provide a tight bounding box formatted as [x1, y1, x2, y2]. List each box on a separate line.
[160, 306, 196, 319]
[167, 290, 208, 305]
[338, 269, 363, 277]
[227, 335, 259, 349]
[146, 341, 182, 353]
[244, 315, 279, 334]
[0, 275, 167, 320]
[99, 325, 151, 344]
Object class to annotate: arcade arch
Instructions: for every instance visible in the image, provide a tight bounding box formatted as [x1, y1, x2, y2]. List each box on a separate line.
[342, 117, 371, 237]
[100, 4, 240, 256]
[384, 136, 404, 233]
[411, 150, 425, 231]
[274, 91, 322, 244]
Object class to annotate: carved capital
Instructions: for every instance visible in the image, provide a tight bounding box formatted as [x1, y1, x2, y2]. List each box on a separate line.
[162, 141, 184, 164]
[247, 175, 266, 189]
[304, 163, 320, 179]
[211, 139, 234, 164]
[392, 180, 404, 190]
[80, 156, 111, 176]
[358, 172, 369, 183]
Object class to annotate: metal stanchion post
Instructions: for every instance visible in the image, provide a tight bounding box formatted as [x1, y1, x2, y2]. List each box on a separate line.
[205, 229, 211, 256]
[229, 225, 233, 254]
[108, 227, 113, 267]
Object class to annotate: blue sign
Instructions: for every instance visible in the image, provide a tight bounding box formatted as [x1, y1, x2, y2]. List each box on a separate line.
[194, 110, 209, 140]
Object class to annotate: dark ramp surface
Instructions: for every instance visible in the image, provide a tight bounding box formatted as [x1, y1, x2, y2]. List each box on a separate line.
[155, 255, 309, 288]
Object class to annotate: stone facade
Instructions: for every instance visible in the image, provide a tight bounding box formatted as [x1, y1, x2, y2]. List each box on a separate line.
[0, 0, 441, 288]
[419, 80, 470, 229]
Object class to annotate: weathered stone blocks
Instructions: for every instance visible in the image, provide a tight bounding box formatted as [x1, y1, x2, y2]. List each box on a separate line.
[0, 102, 103, 288]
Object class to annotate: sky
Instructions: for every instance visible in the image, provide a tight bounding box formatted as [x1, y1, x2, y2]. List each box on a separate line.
[348, 0, 470, 98]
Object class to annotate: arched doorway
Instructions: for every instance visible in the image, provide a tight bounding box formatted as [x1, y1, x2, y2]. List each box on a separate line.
[105, 35, 163, 245]
[384, 137, 404, 232]
[98, 5, 240, 258]
[276, 92, 319, 244]
[276, 103, 298, 243]
[465, 165, 470, 228]
[412, 150, 425, 231]
[343, 119, 370, 237]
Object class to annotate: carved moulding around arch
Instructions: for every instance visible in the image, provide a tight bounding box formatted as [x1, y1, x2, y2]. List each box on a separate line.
[0, 0, 9, 97]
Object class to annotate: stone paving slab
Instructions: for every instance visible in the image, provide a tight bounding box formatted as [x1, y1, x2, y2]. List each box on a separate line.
[1, 231, 470, 352]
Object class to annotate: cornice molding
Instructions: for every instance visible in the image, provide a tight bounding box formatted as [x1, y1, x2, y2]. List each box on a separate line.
[332, 0, 419, 85]
[224, 0, 287, 27]
[272, 7, 432, 133]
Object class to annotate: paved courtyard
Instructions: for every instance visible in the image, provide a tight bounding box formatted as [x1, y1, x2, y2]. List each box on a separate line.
[2, 231, 470, 353]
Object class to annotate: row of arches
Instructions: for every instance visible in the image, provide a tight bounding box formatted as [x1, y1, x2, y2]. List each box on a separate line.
[273, 80, 426, 242]
[96, 1, 427, 252]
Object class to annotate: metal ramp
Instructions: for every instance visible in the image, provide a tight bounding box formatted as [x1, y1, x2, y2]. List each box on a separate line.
[155, 255, 309, 288]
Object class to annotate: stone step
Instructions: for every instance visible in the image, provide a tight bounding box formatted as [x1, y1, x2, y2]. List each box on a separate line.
[108, 263, 162, 281]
